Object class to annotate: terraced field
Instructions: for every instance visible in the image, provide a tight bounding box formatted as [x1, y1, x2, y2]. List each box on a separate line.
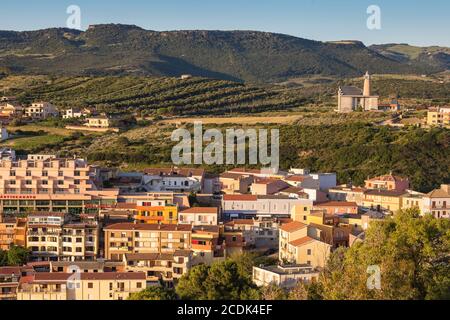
[3, 76, 314, 116]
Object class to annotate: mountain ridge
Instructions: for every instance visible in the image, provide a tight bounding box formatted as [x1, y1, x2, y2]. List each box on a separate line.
[0, 24, 448, 83]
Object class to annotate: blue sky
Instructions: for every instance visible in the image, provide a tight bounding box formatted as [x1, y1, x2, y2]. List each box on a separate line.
[0, 0, 448, 46]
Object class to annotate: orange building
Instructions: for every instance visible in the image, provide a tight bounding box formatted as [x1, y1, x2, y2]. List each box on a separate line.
[0, 216, 27, 250]
[134, 204, 178, 225]
[314, 201, 358, 215]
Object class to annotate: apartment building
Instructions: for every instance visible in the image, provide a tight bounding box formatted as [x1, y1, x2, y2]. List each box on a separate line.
[0, 157, 97, 196]
[252, 264, 320, 289]
[191, 225, 224, 265]
[222, 194, 313, 219]
[250, 178, 291, 196]
[61, 222, 99, 262]
[26, 212, 67, 261]
[178, 207, 218, 226]
[50, 261, 125, 273]
[0, 267, 21, 300]
[314, 201, 358, 215]
[85, 116, 112, 128]
[427, 106, 450, 128]
[134, 203, 178, 225]
[365, 173, 410, 192]
[104, 223, 192, 261]
[224, 217, 285, 249]
[142, 168, 205, 193]
[17, 272, 146, 300]
[422, 184, 450, 218]
[25, 102, 58, 119]
[124, 250, 191, 286]
[0, 216, 26, 250]
[219, 172, 253, 194]
[327, 185, 366, 205]
[279, 221, 331, 268]
[362, 189, 406, 213]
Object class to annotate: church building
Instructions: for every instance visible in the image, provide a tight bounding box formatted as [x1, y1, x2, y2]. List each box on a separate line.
[337, 72, 379, 112]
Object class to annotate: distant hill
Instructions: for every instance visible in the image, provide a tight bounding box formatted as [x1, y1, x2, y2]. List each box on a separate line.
[0, 24, 446, 83]
[370, 43, 450, 71]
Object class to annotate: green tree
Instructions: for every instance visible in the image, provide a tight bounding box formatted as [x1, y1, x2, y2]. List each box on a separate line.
[127, 286, 177, 300]
[6, 246, 30, 266]
[317, 209, 450, 300]
[176, 259, 259, 300]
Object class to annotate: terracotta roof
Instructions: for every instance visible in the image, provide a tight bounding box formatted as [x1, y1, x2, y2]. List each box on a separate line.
[284, 175, 308, 182]
[366, 174, 409, 183]
[180, 207, 218, 214]
[315, 201, 358, 207]
[0, 267, 21, 275]
[229, 168, 261, 174]
[115, 203, 137, 209]
[364, 190, 406, 197]
[192, 225, 220, 233]
[427, 186, 450, 198]
[226, 219, 254, 226]
[144, 168, 204, 177]
[32, 272, 146, 281]
[223, 194, 258, 201]
[280, 221, 307, 232]
[27, 212, 66, 217]
[220, 172, 246, 180]
[104, 223, 191, 232]
[289, 236, 316, 247]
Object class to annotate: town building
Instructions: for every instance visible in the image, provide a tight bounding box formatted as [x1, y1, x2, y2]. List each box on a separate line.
[219, 172, 253, 194]
[124, 250, 192, 286]
[0, 101, 23, 117]
[178, 207, 218, 226]
[191, 225, 225, 265]
[17, 272, 146, 300]
[426, 106, 450, 128]
[362, 189, 406, 213]
[422, 184, 450, 218]
[279, 221, 331, 268]
[0, 267, 22, 300]
[134, 202, 179, 225]
[328, 185, 366, 205]
[0, 216, 26, 250]
[85, 116, 112, 128]
[222, 194, 313, 219]
[337, 72, 379, 112]
[62, 108, 90, 119]
[365, 173, 410, 192]
[61, 222, 99, 262]
[252, 264, 320, 289]
[314, 201, 359, 215]
[103, 223, 192, 261]
[142, 168, 205, 193]
[25, 102, 58, 119]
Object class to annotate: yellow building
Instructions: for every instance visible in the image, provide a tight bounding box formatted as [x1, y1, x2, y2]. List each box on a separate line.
[135, 205, 178, 224]
[17, 272, 146, 300]
[290, 204, 312, 223]
[362, 189, 406, 213]
[427, 107, 450, 128]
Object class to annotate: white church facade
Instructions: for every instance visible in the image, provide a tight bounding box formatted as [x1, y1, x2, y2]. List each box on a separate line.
[337, 72, 379, 113]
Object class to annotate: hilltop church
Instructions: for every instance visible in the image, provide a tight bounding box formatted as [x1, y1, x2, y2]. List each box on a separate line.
[337, 72, 379, 112]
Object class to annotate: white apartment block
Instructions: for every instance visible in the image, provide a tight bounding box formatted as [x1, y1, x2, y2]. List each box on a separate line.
[25, 102, 58, 119]
[222, 194, 313, 219]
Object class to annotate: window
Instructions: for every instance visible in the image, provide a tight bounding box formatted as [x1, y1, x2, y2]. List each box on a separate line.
[10, 170, 15, 176]
[88, 283, 93, 289]
[137, 282, 142, 289]
[43, 171, 48, 177]
[26, 170, 32, 176]
[58, 171, 64, 177]
[25, 180, 32, 185]
[58, 180, 64, 185]
[307, 249, 312, 255]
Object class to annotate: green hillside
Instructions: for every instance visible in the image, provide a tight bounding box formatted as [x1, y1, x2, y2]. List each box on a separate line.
[0, 24, 441, 83]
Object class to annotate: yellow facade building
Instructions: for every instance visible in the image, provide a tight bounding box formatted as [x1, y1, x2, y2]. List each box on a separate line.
[135, 205, 178, 224]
